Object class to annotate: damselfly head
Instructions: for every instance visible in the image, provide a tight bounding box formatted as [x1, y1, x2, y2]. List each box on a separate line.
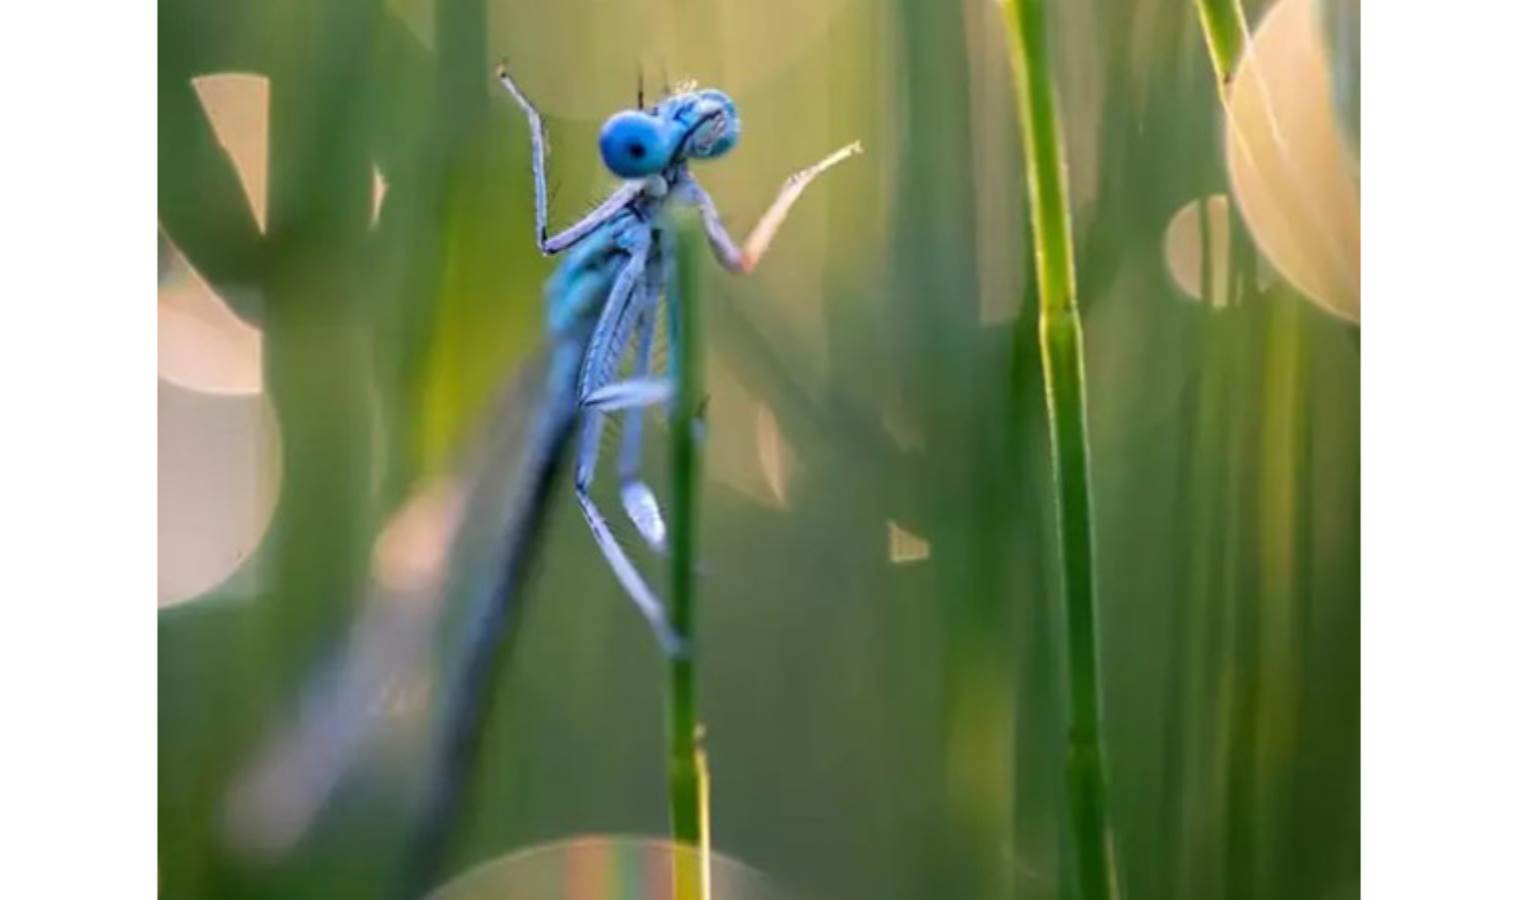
[599, 88, 740, 178]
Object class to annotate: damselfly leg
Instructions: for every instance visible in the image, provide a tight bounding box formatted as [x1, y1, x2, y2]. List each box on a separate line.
[496, 62, 641, 255]
[612, 277, 670, 553]
[680, 140, 864, 274]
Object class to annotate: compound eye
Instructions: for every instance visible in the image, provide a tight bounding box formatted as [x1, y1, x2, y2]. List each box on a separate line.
[685, 90, 740, 159]
[598, 111, 673, 178]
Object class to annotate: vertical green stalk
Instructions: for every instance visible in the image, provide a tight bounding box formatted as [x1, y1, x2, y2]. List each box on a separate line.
[1192, 0, 1250, 94]
[1189, 6, 1259, 896]
[667, 213, 708, 898]
[1000, 2, 1120, 899]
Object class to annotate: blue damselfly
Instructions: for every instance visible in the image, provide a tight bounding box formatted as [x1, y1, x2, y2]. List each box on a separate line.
[224, 63, 859, 894]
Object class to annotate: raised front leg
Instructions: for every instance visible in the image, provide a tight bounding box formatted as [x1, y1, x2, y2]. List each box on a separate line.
[497, 63, 642, 255]
[683, 141, 864, 274]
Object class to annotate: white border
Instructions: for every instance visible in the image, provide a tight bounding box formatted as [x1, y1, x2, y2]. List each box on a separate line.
[0, 2, 157, 896]
[2, 2, 1517, 897]
[1363, 2, 1519, 897]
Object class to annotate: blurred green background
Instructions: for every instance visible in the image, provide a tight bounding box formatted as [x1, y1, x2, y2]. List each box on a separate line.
[158, 0, 1359, 897]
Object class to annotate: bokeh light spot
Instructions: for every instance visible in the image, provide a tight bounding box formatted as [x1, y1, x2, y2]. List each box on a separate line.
[158, 382, 282, 606]
[371, 164, 389, 228]
[887, 520, 931, 565]
[707, 357, 788, 510]
[754, 404, 790, 508]
[1164, 194, 1233, 307]
[191, 73, 269, 233]
[158, 236, 263, 395]
[373, 478, 467, 594]
[429, 836, 794, 900]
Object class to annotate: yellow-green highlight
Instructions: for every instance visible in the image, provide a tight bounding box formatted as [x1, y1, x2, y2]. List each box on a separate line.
[1192, 0, 1251, 93]
[1001, 0, 1122, 897]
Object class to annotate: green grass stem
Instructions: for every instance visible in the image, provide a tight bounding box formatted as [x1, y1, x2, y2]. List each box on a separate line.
[1192, 0, 1250, 94]
[999, 2, 1121, 898]
[667, 213, 710, 898]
